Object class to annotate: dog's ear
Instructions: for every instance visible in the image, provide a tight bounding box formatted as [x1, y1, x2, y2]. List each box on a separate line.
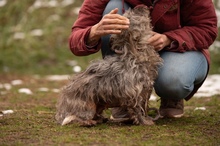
[133, 5, 149, 12]
[132, 5, 151, 20]
[109, 34, 115, 50]
[134, 4, 148, 9]
[109, 34, 123, 54]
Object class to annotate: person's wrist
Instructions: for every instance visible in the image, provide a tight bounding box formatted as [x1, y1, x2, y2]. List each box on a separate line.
[86, 25, 100, 46]
[164, 35, 171, 47]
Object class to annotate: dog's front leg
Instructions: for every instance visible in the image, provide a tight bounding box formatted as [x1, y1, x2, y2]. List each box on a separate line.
[93, 104, 108, 124]
[129, 106, 155, 125]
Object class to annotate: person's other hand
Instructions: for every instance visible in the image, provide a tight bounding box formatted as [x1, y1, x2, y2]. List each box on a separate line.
[147, 32, 171, 51]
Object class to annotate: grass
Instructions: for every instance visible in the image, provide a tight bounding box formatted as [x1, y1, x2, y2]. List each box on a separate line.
[0, 74, 220, 146]
[0, 0, 220, 145]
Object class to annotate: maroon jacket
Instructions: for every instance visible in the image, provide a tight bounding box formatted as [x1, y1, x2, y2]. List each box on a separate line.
[69, 0, 217, 65]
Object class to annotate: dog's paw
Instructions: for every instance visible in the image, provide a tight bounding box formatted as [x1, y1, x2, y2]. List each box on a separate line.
[61, 115, 77, 125]
[133, 115, 155, 125]
[139, 116, 154, 125]
[62, 115, 98, 127]
[141, 117, 155, 125]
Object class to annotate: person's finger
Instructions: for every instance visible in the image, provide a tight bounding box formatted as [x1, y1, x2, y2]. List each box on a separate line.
[147, 35, 158, 45]
[102, 29, 122, 35]
[150, 31, 157, 36]
[105, 8, 130, 24]
[102, 24, 129, 30]
[109, 8, 118, 14]
[102, 15, 129, 26]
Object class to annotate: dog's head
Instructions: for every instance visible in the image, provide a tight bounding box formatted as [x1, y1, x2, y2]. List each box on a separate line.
[110, 6, 152, 55]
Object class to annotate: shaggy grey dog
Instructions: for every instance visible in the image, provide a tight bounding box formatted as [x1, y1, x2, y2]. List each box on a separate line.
[55, 6, 163, 126]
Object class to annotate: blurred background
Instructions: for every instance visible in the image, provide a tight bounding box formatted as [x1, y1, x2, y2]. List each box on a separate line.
[0, 0, 219, 76]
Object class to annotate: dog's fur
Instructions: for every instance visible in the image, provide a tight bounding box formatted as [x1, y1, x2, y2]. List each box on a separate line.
[55, 6, 163, 126]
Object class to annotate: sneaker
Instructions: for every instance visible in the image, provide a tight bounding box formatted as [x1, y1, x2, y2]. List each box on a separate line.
[159, 98, 184, 118]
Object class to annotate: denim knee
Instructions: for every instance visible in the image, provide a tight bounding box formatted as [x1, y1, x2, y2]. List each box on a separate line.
[154, 73, 193, 100]
[154, 51, 208, 100]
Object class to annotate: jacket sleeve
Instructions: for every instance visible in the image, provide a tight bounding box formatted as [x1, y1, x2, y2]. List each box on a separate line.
[68, 0, 109, 56]
[164, 0, 218, 52]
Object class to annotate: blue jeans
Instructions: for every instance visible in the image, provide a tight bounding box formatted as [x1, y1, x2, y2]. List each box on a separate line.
[102, 0, 208, 100]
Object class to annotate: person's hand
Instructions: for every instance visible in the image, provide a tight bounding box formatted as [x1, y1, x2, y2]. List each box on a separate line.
[87, 8, 130, 46]
[147, 32, 171, 51]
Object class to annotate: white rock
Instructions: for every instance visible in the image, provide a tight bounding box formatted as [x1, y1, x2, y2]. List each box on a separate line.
[0, 0, 7, 7]
[3, 83, 11, 90]
[61, 0, 75, 7]
[2, 110, 14, 114]
[13, 32, 25, 40]
[194, 74, 220, 98]
[73, 65, 81, 73]
[18, 88, 33, 95]
[72, 7, 80, 15]
[194, 107, 206, 111]
[30, 29, 43, 37]
[51, 88, 60, 93]
[149, 94, 157, 101]
[11, 80, 23, 85]
[28, 0, 58, 12]
[45, 75, 70, 81]
[66, 60, 78, 66]
[38, 87, 49, 92]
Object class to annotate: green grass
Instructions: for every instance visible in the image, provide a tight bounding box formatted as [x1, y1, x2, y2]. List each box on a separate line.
[0, 74, 220, 146]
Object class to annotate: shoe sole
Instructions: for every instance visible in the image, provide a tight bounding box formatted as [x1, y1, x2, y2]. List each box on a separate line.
[160, 113, 184, 119]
